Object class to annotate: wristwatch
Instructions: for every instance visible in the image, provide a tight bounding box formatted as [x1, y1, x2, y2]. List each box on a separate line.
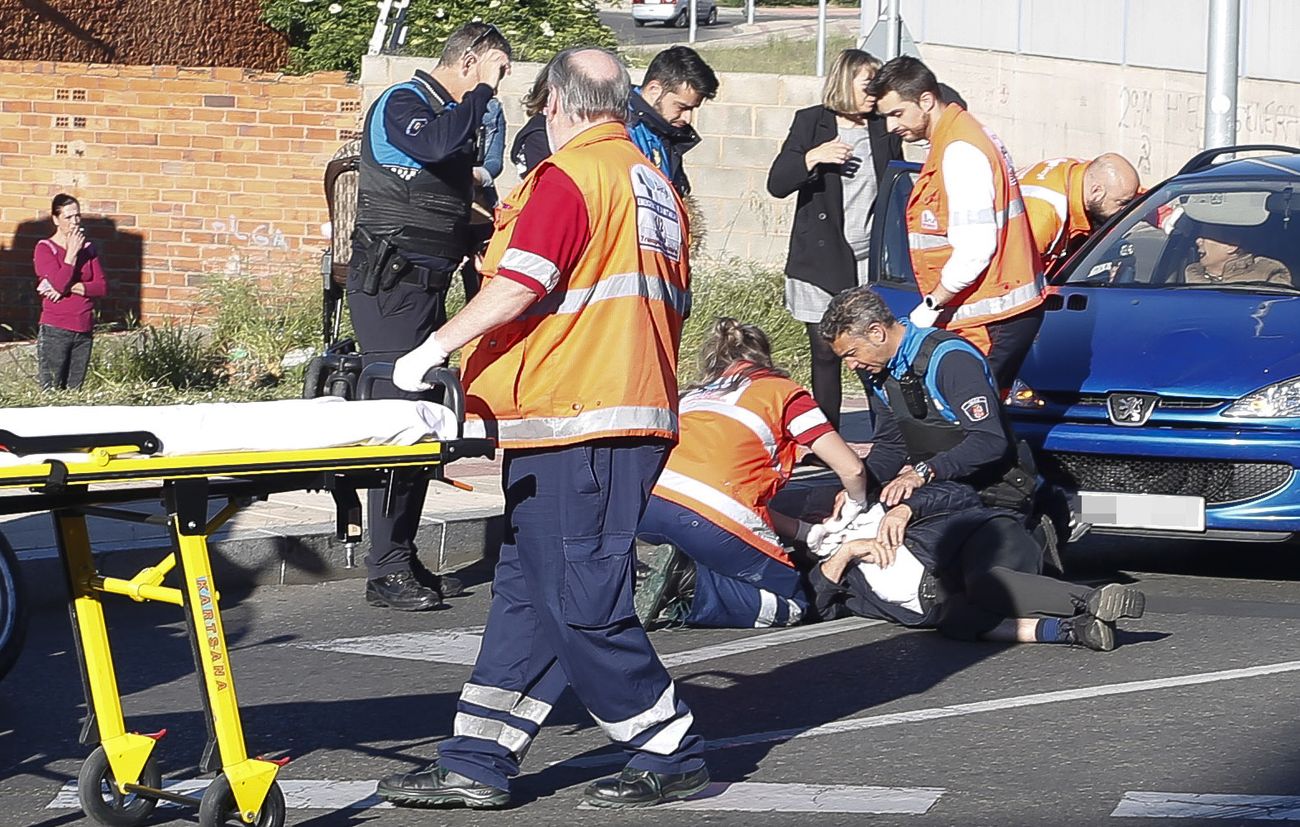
[923, 294, 943, 310]
[913, 460, 935, 484]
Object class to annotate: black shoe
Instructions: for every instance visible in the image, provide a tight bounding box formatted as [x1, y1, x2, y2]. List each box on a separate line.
[377, 763, 509, 809]
[365, 572, 445, 611]
[1060, 613, 1115, 652]
[582, 766, 710, 808]
[1084, 583, 1145, 622]
[411, 558, 467, 598]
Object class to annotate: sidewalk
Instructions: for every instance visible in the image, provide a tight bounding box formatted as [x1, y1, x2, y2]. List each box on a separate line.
[6, 396, 872, 607]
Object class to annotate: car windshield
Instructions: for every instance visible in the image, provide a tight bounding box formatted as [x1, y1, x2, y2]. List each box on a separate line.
[1064, 181, 1300, 293]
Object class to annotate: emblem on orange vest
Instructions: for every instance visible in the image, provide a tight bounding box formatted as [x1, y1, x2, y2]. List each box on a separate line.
[920, 209, 939, 231]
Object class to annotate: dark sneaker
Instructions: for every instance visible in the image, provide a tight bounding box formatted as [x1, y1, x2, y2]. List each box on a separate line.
[1085, 583, 1146, 622]
[365, 572, 445, 611]
[411, 559, 467, 598]
[582, 766, 711, 808]
[1060, 614, 1116, 652]
[377, 763, 509, 809]
[635, 544, 689, 627]
[657, 560, 698, 629]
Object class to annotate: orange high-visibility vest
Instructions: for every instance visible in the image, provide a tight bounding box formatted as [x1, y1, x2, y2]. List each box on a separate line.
[907, 104, 1045, 350]
[460, 123, 691, 449]
[1019, 157, 1092, 274]
[653, 369, 813, 566]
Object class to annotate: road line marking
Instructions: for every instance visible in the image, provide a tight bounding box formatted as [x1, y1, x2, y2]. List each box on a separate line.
[1112, 792, 1300, 820]
[290, 617, 880, 667]
[559, 657, 1300, 768]
[48, 780, 394, 810]
[580, 782, 943, 813]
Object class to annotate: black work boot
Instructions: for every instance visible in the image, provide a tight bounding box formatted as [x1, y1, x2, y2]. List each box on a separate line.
[1060, 613, 1116, 652]
[377, 763, 510, 809]
[411, 559, 466, 598]
[582, 766, 711, 808]
[635, 544, 686, 626]
[1084, 583, 1146, 622]
[365, 572, 445, 611]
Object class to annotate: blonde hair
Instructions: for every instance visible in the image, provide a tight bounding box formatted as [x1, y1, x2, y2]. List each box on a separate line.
[692, 317, 788, 392]
[821, 49, 883, 116]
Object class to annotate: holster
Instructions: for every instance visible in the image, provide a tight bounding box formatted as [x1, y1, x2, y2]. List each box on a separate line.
[978, 440, 1039, 513]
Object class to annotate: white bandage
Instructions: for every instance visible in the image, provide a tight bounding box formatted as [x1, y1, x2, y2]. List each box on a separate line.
[822, 496, 868, 535]
[909, 301, 941, 328]
[795, 520, 827, 551]
[393, 334, 449, 392]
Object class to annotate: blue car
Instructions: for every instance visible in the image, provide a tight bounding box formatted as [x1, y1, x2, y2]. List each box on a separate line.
[868, 146, 1300, 543]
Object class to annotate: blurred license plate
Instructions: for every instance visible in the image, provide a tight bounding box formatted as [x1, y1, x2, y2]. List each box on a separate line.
[1074, 491, 1206, 532]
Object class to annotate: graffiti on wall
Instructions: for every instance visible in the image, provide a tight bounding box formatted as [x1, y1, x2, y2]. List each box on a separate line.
[211, 216, 290, 251]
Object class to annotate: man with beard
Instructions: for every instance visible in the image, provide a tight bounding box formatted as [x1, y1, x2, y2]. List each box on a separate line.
[628, 46, 719, 195]
[1019, 154, 1141, 276]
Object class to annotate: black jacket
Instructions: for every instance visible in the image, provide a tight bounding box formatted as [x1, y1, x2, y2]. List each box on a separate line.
[509, 113, 551, 176]
[767, 105, 902, 296]
[628, 89, 701, 195]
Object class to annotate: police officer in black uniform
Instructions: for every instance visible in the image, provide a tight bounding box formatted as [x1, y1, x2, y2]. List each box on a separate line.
[349, 22, 512, 611]
[818, 285, 1038, 518]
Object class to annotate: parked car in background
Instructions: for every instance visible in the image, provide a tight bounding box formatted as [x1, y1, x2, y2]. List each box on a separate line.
[632, 0, 719, 28]
[868, 146, 1300, 546]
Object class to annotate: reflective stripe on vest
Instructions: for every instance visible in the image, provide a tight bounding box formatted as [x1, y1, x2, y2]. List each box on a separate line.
[523, 270, 691, 318]
[678, 396, 780, 469]
[655, 468, 785, 551]
[946, 274, 1046, 324]
[462, 405, 676, 442]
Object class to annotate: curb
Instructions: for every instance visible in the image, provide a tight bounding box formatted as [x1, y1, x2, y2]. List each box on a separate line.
[16, 510, 503, 610]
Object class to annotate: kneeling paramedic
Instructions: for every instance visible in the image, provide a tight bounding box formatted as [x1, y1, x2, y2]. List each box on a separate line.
[348, 22, 511, 611]
[376, 48, 708, 810]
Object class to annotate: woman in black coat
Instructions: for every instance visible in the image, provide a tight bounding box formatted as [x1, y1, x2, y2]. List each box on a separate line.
[767, 49, 903, 430]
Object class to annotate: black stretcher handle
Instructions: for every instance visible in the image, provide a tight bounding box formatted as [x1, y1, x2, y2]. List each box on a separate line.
[356, 364, 465, 424]
[0, 429, 162, 456]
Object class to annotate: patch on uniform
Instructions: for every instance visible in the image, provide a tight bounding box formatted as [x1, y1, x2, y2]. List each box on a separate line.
[405, 117, 428, 136]
[961, 395, 990, 422]
[920, 209, 939, 231]
[631, 163, 682, 260]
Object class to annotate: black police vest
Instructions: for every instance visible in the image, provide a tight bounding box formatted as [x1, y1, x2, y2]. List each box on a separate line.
[878, 330, 1033, 505]
[356, 76, 475, 261]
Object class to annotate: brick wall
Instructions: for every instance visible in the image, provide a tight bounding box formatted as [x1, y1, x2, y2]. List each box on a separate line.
[0, 60, 361, 333]
[0, 0, 288, 72]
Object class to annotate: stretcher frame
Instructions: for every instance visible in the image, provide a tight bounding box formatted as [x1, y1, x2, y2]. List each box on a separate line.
[0, 368, 491, 826]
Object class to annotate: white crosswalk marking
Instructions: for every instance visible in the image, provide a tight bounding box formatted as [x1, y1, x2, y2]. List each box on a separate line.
[1113, 792, 1300, 820]
[290, 617, 881, 668]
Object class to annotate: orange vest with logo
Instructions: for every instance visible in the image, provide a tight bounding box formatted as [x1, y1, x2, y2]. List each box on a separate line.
[1019, 157, 1091, 274]
[907, 104, 1045, 335]
[460, 123, 691, 449]
[652, 368, 807, 567]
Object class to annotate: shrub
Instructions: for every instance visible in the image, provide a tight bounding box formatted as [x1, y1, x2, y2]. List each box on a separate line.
[262, 0, 618, 76]
[202, 274, 325, 385]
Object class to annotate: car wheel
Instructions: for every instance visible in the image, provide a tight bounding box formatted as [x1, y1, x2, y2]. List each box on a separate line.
[672, 8, 688, 27]
[634, 18, 646, 26]
[706, 6, 718, 24]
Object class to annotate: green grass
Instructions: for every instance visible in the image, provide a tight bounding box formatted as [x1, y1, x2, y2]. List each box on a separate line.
[685, 32, 857, 75]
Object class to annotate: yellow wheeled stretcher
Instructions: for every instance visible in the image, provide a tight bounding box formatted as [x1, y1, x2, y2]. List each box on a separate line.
[0, 367, 491, 827]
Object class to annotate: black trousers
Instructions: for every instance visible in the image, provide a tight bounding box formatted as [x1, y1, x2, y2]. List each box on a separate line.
[38, 324, 92, 390]
[983, 305, 1045, 392]
[346, 271, 449, 580]
[936, 515, 1089, 641]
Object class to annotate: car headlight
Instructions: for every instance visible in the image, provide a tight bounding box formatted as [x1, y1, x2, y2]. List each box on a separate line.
[1223, 377, 1300, 418]
[1007, 378, 1046, 408]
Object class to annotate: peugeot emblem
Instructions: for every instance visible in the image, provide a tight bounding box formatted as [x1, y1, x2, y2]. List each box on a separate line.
[1107, 393, 1159, 426]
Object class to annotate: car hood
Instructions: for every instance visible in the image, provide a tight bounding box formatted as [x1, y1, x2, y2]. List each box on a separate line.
[1020, 289, 1300, 398]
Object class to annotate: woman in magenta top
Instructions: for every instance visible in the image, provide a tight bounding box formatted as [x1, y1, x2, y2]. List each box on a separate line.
[33, 194, 107, 390]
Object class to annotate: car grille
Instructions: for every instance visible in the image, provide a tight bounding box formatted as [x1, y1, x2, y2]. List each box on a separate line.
[1040, 452, 1294, 505]
[1041, 392, 1228, 410]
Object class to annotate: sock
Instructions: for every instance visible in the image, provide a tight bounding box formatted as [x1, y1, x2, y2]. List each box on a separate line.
[1035, 617, 1063, 642]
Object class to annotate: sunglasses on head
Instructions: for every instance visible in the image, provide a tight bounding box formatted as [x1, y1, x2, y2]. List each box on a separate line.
[463, 23, 503, 59]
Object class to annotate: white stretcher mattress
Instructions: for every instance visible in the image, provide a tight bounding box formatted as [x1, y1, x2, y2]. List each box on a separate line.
[0, 397, 458, 467]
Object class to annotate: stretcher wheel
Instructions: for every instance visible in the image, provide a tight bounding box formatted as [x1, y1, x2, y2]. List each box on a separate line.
[0, 531, 26, 683]
[198, 773, 286, 827]
[77, 746, 161, 827]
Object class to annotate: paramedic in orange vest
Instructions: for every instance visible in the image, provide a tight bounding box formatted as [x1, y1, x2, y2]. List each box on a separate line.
[1019, 154, 1140, 276]
[635, 317, 869, 630]
[380, 48, 708, 811]
[869, 57, 1045, 391]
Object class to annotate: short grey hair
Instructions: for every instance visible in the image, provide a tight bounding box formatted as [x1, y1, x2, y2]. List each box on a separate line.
[547, 47, 630, 123]
[818, 286, 897, 342]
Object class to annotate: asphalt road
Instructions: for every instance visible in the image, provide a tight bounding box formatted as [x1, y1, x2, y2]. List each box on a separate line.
[600, 8, 745, 47]
[7, 535, 1300, 827]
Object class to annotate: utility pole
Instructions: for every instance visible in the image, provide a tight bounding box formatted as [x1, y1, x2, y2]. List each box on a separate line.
[748, 0, 755, 26]
[689, 0, 698, 43]
[1204, 0, 1240, 150]
[816, 0, 828, 77]
[885, 0, 901, 59]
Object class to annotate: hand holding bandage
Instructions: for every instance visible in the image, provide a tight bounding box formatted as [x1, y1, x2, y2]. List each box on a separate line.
[909, 300, 941, 328]
[394, 334, 449, 392]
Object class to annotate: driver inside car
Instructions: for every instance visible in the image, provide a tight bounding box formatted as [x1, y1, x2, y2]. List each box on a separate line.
[1185, 222, 1292, 286]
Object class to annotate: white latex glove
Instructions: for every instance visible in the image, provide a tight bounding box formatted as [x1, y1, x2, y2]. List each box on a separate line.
[823, 496, 868, 534]
[795, 520, 828, 551]
[393, 334, 449, 392]
[909, 300, 941, 328]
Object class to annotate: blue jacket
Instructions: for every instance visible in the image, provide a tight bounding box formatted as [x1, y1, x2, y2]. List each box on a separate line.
[627, 87, 701, 195]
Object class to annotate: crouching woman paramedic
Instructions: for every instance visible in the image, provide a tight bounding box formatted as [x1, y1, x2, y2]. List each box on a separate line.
[636, 317, 869, 629]
[810, 481, 1145, 651]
